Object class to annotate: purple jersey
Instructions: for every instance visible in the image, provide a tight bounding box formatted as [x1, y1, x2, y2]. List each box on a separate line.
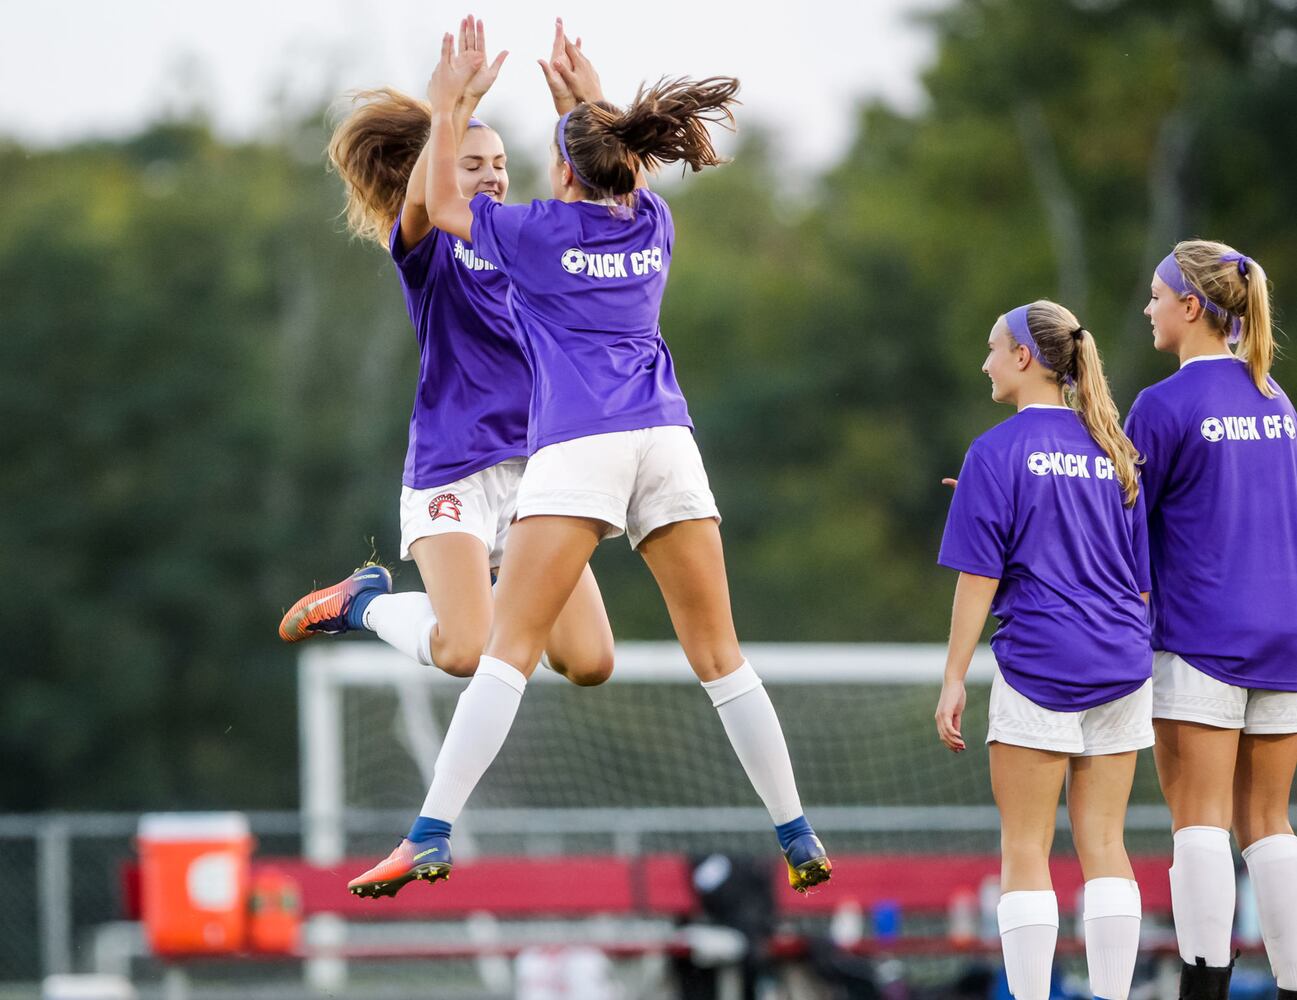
[1124, 356, 1297, 689]
[390, 217, 530, 488]
[939, 406, 1153, 712]
[469, 190, 692, 452]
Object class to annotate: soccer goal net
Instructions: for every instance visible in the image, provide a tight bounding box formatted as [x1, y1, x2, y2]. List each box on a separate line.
[298, 641, 1165, 866]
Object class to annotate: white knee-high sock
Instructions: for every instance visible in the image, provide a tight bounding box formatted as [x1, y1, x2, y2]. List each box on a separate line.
[1084, 877, 1141, 999]
[363, 592, 438, 666]
[418, 656, 525, 822]
[1169, 825, 1235, 967]
[1243, 833, 1297, 989]
[998, 890, 1058, 1000]
[701, 662, 803, 825]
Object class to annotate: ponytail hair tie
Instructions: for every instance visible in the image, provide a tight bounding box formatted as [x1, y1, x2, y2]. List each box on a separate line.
[1220, 250, 1253, 278]
[1072, 326, 1085, 341]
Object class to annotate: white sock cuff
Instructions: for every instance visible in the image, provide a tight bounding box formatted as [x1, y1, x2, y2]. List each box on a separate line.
[416, 615, 437, 667]
[1242, 832, 1297, 864]
[476, 655, 527, 695]
[998, 890, 1059, 933]
[1174, 825, 1231, 850]
[1084, 878, 1141, 921]
[701, 661, 762, 708]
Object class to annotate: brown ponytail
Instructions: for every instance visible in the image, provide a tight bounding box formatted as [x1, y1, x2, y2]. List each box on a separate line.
[327, 88, 430, 247]
[559, 77, 740, 203]
[1172, 238, 1277, 398]
[1012, 300, 1142, 506]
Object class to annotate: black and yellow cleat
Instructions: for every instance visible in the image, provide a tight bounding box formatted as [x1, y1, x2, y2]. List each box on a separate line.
[784, 833, 832, 894]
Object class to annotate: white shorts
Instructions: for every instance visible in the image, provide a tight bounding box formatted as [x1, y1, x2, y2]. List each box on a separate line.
[986, 670, 1154, 756]
[1152, 650, 1297, 734]
[515, 426, 720, 549]
[399, 458, 526, 567]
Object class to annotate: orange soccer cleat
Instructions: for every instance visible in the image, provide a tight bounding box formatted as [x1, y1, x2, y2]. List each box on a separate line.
[347, 836, 453, 899]
[278, 564, 392, 643]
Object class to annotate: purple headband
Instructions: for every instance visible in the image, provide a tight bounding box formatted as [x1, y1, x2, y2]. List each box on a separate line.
[1155, 252, 1244, 343]
[556, 109, 596, 190]
[468, 116, 489, 129]
[1004, 304, 1075, 387]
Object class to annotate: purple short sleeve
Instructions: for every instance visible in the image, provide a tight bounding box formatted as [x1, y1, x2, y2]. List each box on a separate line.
[1124, 392, 1177, 511]
[388, 213, 441, 288]
[938, 448, 1011, 579]
[469, 194, 528, 274]
[1132, 487, 1152, 592]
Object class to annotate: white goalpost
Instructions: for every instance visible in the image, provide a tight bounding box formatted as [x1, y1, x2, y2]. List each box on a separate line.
[297, 641, 1012, 869]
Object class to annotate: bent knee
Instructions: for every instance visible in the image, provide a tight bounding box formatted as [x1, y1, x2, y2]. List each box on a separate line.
[431, 641, 485, 678]
[550, 650, 615, 687]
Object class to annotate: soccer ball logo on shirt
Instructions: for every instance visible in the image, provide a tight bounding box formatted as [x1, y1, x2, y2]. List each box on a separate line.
[1200, 417, 1225, 442]
[1286, 415, 1296, 440]
[428, 493, 463, 521]
[561, 248, 587, 274]
[1027, 452, 1052, 477]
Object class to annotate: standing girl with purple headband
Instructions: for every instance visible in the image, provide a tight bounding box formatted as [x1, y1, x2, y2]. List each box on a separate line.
[936, 301, 1152, 1000]
[1125, 240, 1297, 999]
[276, 21, 619, 895]
[364, 17, 830, 896]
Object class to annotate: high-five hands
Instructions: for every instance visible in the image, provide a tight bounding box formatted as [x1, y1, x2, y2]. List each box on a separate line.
[539, 17, 604, 115]
[427, 15, 508, 112]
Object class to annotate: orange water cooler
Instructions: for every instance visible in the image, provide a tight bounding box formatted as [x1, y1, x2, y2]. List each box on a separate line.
[137, 812, 252, 955]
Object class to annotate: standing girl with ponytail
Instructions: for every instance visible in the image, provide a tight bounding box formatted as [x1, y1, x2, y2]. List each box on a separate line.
[1126, 241, 1297, 999]
[935, 301, 1153, 1000]
[357, 18, 830, 897]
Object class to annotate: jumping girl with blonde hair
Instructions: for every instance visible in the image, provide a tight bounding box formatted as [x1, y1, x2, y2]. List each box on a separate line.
[276, 19, 618, 897]
[936, 300, 1152, 1000]
[352, 16, 830, 897]
[1126, 240, 1297, 999]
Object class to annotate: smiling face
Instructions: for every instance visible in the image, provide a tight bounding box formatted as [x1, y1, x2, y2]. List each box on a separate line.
[982, 317, 1030, 405]
[456, 127, 508, 202]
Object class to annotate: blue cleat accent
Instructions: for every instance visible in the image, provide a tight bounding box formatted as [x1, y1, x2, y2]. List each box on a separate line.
[783, 830, 832, 893]
[278, 564, 392, 642]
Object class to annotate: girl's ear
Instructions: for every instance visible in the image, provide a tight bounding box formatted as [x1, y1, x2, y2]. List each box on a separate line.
[1016, 344, 1032, 371]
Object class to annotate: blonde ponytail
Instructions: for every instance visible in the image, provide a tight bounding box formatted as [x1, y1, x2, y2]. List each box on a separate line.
[1014, 300, 1141, 506]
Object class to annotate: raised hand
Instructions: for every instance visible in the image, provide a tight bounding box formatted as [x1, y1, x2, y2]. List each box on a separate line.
[461, 14, 508, 104]
[427, 16, 506, 112]
[538, 18, 603, 115]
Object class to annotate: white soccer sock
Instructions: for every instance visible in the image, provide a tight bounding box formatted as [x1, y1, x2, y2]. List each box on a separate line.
[1169, 825, 1235, 967]
[418, 656, 526, 823]
[362, 592, 439, 666]
[1084, 877, 1141, 999]
[1243, 833, 1297, 989]
[998, 890, 1058, 1000]
[701, 662, 803, 825]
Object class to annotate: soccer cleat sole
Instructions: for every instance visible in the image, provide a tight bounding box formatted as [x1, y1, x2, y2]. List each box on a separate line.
[348, 863, 451, 899]
[788, 856, 832, 894]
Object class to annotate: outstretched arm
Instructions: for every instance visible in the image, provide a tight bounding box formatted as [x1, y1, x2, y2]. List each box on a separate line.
[424, 16, 506, 241]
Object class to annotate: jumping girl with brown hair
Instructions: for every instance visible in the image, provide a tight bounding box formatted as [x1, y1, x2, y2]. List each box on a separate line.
[276, 20, 619, 895]
[345, 17, 830, 899]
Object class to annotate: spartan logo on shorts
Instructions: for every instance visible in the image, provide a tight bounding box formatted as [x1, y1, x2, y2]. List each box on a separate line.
[560, 248, 587, 274]
[428, 493, 463, 521]
[1200, 417, 1226, 442]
